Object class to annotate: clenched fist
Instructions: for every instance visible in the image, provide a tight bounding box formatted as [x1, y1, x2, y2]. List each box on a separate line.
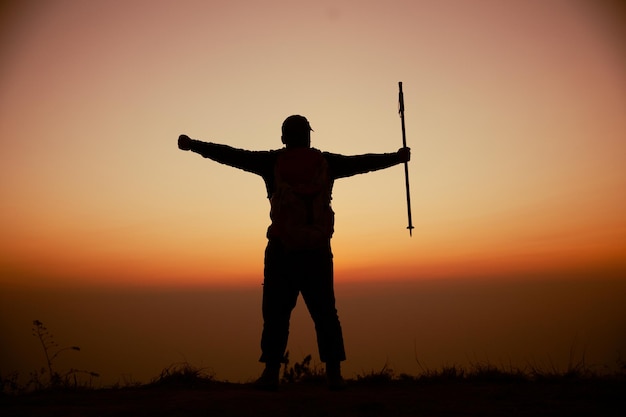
[178, 134, 192, 151]
[397, 147, 411, 163]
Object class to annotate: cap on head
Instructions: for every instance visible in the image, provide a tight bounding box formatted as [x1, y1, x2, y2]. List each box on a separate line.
[281, 115, 313, 147]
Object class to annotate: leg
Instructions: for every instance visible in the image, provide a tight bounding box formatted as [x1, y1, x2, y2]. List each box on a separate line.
[300, 246, 347, 390]
[300, 246, 346, 365]
[259, 240, 299, 366]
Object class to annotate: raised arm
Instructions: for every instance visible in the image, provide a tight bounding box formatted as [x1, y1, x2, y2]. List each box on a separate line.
[325, 147, 410, 179]
[178, 134, 275, 176]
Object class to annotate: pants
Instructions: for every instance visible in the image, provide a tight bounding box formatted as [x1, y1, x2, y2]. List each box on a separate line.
[259, 239, 346, 365]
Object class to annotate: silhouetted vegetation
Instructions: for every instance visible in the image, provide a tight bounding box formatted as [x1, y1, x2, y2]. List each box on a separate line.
[31, 320, 99, 390]
[1, 320, 99, 395]
[281, 351, 325, 384]
[2, 320, 625, 397]
[148, 362, 215, 388]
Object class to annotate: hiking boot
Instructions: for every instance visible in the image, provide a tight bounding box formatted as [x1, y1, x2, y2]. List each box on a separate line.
[254, 364, 280, 392]
[327, 373, 347, 391]
[326, 362, 347, 391]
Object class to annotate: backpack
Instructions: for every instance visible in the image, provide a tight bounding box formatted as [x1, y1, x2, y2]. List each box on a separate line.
[267, 147, 334, 250]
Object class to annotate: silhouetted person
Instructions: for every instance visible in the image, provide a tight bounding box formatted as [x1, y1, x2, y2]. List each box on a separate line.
[178, 115, 410, 390]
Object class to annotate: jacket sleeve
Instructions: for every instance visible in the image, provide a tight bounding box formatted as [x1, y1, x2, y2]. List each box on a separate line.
[324, 151, 403, 179]
[188, 140, 274, 177]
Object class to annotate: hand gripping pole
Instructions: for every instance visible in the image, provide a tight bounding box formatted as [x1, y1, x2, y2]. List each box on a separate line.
[398, 82, 415, 236]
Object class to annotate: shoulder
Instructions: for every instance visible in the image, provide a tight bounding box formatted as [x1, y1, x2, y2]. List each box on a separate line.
[320, 150, 345, 166]
[321, 150, 339, 159]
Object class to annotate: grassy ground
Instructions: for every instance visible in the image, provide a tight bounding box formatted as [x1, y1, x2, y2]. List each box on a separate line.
[4, 323, 625, 416]
[2, 360, 625, 417]
[2, 376, 625, 417]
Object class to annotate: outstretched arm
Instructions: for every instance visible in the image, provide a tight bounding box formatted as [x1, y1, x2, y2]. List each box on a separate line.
[178, 134, 274, 176]
[325, 147, 410, 179]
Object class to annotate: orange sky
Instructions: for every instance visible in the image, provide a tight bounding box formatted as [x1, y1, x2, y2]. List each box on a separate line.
[1, 0, 625, 287]
[1, 0, 626, 387]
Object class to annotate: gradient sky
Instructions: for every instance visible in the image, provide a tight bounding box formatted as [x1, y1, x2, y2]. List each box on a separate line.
[1, 0, 625, 287]
[1, 0, 625, 386]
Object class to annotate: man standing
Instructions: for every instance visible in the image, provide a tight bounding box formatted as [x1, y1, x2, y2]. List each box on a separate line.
[178, 115, 410, 390]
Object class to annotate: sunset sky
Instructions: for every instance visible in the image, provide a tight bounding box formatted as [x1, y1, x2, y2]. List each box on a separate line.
[1, 0, 625, 384]
[1, 0, 625, 287]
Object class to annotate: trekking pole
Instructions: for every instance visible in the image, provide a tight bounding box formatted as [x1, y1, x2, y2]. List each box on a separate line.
[398, 82, 415, 236]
